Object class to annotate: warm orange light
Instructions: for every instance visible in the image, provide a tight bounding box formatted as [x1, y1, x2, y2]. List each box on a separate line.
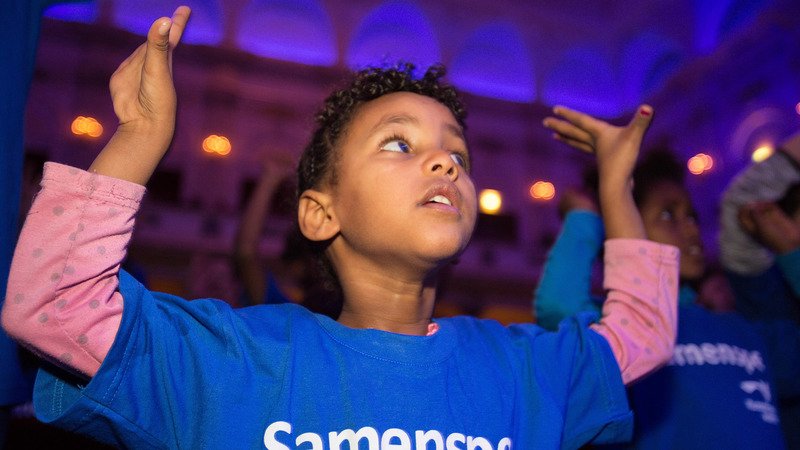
[529, 181, 555, 200]
[687, 157, 704, 175]
[479, 189, 502, 214]
[70, 116, 85, 134]
[71, 116, 103, 137]
[752, 145, 774, 163]
[202, 135, 231, 156]
[687, 153, 713, 175]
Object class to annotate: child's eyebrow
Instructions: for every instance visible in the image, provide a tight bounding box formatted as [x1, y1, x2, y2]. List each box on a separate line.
[445, 122, 467, 143]
[368, 113, 417, 136]
[369, 113, 466, 143]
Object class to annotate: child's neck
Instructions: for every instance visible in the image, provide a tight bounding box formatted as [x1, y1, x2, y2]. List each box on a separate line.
[336, 272, 438, 336]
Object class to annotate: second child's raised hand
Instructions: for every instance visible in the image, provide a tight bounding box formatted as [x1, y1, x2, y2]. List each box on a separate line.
[739, 201, 800, 254]
[543, 105, 654, 190]
[88, 6, 191, 185]
[558, 188, 598, 219]
[543, 105, 654, 240]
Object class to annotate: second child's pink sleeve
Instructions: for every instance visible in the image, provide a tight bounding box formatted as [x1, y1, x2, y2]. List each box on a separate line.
[1, 163, 144, 378]
[590, 239, 679, 385]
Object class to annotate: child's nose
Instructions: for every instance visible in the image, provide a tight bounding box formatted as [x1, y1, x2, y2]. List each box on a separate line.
[425, 149, 458, 180]
[682, 218, 699, 238]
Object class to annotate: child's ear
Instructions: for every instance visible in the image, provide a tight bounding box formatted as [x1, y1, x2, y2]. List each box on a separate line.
[298, 189, 340, 242]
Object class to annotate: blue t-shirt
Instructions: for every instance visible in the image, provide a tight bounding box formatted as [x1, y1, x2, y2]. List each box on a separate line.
[33, 271, 632, 449]
[536, 212, 793, 449]
[726, 249, 800, 327]
[611, 305, 786, 450]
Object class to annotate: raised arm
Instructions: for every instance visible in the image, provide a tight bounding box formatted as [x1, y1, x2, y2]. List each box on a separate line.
[1, 7, 191, 378]
[719, 131, 800, 276]
[543, 105, 678, 384]
[533, 191, 604, 331]
[233, 153, 295, 305]
[88, 6, 190, 184]
[544, 106, 649, 240]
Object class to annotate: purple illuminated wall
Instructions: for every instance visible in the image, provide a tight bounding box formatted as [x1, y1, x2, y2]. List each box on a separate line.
[32, 0, 800, 306]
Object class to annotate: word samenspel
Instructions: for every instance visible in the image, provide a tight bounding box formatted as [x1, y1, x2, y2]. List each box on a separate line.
[264, 421, 514, 450]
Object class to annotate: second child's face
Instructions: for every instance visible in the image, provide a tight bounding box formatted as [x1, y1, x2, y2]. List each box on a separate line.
[329, 92, 477, 274]
[639, 181, 706, 282]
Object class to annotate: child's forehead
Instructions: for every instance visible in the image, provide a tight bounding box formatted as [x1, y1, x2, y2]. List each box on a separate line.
[642, 181, 693, 208]
[358, 92, 459, 122]
[353, 92, 465, 138]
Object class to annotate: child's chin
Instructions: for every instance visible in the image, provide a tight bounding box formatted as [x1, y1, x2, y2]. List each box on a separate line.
[431, 247, 467, 268]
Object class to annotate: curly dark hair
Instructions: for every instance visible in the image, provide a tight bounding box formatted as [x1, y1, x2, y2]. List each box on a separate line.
[294, 62, 468, 295]
[297, 62, 467, 196]
[632, 148, 686, 207]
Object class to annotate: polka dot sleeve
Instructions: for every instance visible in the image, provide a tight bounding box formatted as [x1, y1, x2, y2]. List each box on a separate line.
[1, 162, 144, 378]
[589, 239, 679, 385]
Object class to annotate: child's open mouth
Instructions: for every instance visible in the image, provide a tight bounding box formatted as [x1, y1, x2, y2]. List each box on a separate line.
[427, 195, 453, 206]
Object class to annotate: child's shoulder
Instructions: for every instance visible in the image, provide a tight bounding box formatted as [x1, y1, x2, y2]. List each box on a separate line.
[437, 314, 556, 344]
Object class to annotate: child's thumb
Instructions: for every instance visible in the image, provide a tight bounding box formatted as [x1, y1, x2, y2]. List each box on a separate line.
[628, 105, 654, 135]
[144, 17, 173, 73]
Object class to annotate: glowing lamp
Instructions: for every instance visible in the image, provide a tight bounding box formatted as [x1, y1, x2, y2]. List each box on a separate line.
[71, 116, 103, 137]
[687, 153, 713, 175]
[752, 145, 774, 163]
[202, 134, 231, 156]
[529, 181, 555, 201]
[479, 189, 502, 214]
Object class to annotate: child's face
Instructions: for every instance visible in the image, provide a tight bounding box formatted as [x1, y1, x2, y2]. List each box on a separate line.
[639, 181, 706, 282]
[327, 92, 477, 272]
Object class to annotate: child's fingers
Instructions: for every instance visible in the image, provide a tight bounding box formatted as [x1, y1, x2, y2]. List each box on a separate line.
[543, 117, 593, 146]
[553, 133, 595, 154]
[737, 204, 758, 234]
[552, 105, 602, 135]
[753, 202, 787, 224]
[169, 6, 192, 49]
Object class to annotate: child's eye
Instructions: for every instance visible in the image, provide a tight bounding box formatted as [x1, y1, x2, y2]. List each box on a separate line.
[659, 211, 673, 221]
[381, 139, 410, 153]
[450, 153, 466, 167]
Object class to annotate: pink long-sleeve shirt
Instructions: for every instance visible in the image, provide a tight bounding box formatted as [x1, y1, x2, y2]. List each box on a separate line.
[2, 163, 679, 384]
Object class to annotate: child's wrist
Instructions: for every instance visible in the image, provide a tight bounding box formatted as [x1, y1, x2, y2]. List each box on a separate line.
[598, 179, 633, 200]
[115, 120, 174, 150]
[123, 123, 174, 157]
[89, 128, 172, 185]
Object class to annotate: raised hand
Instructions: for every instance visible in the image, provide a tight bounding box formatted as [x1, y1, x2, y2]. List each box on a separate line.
[260, 151, 297, 184]
[89, 6, 191, 185]
[739, 201, 800, 254]
[110, 6, 189, 135]
[558, 188, 598, 218]
[543, 105, 653, 189]
[543, 105, 654, 239]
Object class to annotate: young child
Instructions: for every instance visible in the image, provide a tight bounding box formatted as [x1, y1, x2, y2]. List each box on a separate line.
[534, 143, 800, 448]
[2, 7, 679, 449]
[717, 130, 800, 447]
[718, 130, 800, 326]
